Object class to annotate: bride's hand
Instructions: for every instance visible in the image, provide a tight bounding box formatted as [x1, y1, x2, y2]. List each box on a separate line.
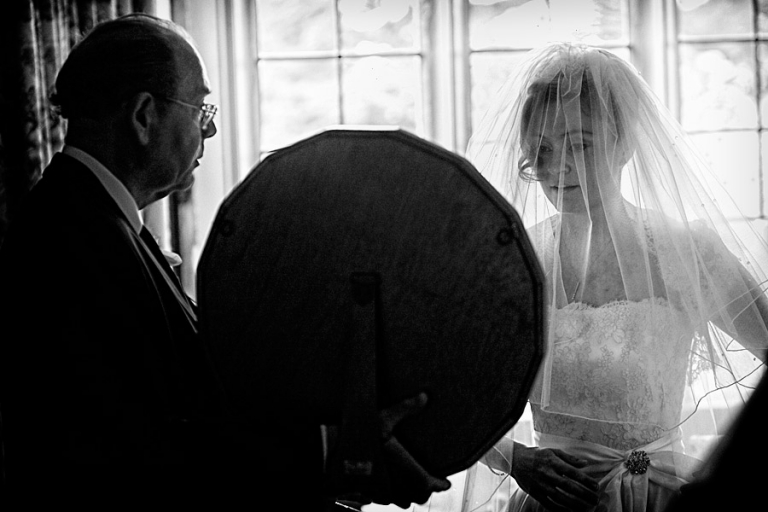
[511, 444, 600, 512]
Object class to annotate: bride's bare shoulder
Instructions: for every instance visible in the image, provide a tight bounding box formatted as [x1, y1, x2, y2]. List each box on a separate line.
[641, 208, 712, 236]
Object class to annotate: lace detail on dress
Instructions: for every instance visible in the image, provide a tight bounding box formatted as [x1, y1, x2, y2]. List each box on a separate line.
[643, 216, 751, 378]
[644, 217, 743, 322]
[532, 298, 694, 450]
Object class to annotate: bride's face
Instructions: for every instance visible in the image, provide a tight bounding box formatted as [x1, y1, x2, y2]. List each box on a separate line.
[523, 100, 623, 214]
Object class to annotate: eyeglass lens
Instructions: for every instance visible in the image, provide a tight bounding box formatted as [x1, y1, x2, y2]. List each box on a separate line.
[201, 105, 217, 130]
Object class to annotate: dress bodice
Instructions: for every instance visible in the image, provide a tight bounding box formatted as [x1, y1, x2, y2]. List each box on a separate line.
[532, 298, 695, 450]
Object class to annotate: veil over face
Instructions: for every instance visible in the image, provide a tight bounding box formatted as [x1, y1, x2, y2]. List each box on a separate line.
[466, 42, 766, 457]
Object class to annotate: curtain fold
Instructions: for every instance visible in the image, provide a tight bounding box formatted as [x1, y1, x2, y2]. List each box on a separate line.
[0, 0, 156, 246]
[0, 0, 158, 492]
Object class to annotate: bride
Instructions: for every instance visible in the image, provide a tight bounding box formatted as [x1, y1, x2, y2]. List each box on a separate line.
[459, 42, 768, 512]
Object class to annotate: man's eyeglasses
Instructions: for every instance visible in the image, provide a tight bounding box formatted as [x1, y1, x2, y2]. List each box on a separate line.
[157, 96, 218, 131]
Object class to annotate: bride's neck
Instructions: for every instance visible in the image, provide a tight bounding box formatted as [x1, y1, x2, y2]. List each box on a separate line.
[559, 204, 622, 244]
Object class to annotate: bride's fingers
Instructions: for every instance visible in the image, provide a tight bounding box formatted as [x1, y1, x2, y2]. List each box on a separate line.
[559, 468, 599, 496]
[558, 450, 590, 468]
[515, 446, 599, 511]
[533, 458, 598, 511]
[532, 478, 597, 512]
[539, 468, 598, 512]
[552, 451, 600, 495]
[551, 472, 599, 506]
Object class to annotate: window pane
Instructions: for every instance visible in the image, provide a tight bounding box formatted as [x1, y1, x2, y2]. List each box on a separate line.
[758, 43, 768, 127]
[679, 43, 758, 131]
[469, 0, 627, 50]
[470, 51, 527, 131]
[763, 132, 768, 217]
[677, 0, 753, 37]
[759, 0, 768, 35]
[342, 55, 421, 133]
[256, 0, 335, 53]
[339, 0, 420, 52]
[259, 59, 340, 151]
[690, 131, 760, 218]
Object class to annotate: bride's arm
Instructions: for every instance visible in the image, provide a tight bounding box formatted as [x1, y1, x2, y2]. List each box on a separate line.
[697, 228, 768, 363]
[479, 436, 515, 474]
[718, 263, 768, 363]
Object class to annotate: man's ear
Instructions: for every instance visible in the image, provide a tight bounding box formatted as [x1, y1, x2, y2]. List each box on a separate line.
[126, 92, 157, 146]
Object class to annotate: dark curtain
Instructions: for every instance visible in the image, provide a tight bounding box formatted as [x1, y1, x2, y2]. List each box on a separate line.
[0, 0, 157, 492]
[0, 0, 158, 248]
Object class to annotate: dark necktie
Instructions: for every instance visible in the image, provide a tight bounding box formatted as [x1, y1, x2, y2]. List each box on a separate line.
[140, 227, 181, 283]
[139, 226, 197, 322]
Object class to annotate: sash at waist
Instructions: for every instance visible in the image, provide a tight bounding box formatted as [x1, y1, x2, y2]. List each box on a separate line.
[535, 430, 701, 511]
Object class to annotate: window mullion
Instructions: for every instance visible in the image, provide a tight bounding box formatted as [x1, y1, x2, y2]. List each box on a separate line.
[664, 0, 681, 122]
[424, 0, 456, 151]
[630, 0, 671, 107]
[453, 0, 471, 156]
[334, 0, 344, 125]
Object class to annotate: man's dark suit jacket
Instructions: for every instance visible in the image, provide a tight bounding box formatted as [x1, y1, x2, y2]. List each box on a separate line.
[0, 154, 323, 506]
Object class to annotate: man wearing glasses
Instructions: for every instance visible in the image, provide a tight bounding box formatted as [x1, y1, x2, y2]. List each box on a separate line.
[0, 13, 447, 510]
[0, 13, 229, 508]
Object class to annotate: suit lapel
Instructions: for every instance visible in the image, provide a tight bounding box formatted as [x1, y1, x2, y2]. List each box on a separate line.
[46, 154, 198, 329]
[137, 226, 198, 325]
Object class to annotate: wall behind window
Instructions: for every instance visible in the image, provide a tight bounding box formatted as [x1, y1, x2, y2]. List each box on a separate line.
[171, 0, 768, 297]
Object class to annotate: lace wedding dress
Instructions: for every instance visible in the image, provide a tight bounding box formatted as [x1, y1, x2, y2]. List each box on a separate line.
[457, 42, 767, 512]
[509, 298, 699, 512]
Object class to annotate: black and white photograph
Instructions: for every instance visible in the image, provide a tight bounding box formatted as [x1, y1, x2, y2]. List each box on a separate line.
[0, 1, 766, 510]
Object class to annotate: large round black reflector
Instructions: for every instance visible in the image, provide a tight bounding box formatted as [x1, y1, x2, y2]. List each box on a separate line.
[197, 128, 544, 476]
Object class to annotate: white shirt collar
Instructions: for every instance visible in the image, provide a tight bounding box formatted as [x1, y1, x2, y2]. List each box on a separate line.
[62, 145, 143, 234]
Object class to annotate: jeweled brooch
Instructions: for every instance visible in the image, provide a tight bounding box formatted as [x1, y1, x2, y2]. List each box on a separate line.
[625, 450, 651, 474]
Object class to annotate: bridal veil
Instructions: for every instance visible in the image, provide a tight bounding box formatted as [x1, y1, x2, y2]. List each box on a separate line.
[454, 42, 768, 511]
